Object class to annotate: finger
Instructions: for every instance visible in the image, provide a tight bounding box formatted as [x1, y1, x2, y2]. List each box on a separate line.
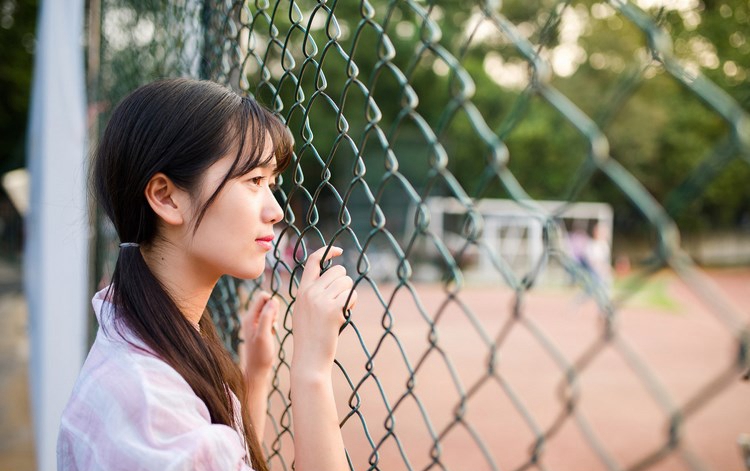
[256, 297, 278, 335]
[298, 246, 343, 288]
[333, 290, 357, 318]
[334, 287, 357, 311]
[326, 275, 354, 299]
[317, 264, 347, 288]
[246, 291, 271, 323]
[237, 284, 250, 309]
[346, 289, 358, 310]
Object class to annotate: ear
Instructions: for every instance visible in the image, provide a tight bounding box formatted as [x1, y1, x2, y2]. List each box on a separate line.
[144, 172, 187, 226]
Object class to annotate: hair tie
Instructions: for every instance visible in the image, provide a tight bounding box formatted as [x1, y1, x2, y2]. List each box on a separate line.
[119, 242, 140, 248]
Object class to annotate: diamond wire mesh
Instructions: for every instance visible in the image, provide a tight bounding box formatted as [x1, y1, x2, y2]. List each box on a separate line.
[93, 1, 750, 470]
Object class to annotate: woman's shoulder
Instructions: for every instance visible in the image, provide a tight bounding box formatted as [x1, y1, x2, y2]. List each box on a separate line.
[82, 292, 196, 404]
[58, 333, 252, 471]
[64, 330, 209, 424]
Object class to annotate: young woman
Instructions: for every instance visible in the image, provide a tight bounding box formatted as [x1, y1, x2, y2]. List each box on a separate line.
[57, 78, 357, 471]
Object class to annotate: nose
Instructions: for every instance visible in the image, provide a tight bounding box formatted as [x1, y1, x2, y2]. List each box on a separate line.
[264, 187, 284, 225]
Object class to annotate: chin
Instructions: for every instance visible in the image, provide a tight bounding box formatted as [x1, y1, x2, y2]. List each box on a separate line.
[229, 263, 266, 280]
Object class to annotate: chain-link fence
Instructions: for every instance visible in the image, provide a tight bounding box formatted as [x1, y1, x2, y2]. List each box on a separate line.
[91, 0, 750, 470]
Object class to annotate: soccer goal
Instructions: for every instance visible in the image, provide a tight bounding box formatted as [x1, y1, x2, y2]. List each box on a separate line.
[407, 197, 614, 285]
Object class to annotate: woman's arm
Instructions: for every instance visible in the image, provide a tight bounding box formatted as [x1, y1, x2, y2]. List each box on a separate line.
[290, 246, 357, 471]
[240, 291, 279, 442]
[240, 246, 357, 468]
[244, 368, 272, 441]
[290, 368, 347, 470]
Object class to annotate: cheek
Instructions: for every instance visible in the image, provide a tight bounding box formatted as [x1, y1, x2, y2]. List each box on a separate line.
[193, 184, 265, 246]
[211, 193, 261, 242]
[192, 206, 237, 250]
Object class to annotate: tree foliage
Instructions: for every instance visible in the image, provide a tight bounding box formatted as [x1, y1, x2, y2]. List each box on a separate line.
[89, 0, 750, 235]
[250, 0, 749, 233]
[0, 0, 38, 174]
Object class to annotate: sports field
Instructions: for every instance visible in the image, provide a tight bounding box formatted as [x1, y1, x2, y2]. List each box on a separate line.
[1, 268, 748, 471]
[267, 268, 750, 471]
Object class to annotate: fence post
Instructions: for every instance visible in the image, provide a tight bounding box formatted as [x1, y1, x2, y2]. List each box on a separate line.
[26, 0, 88, 469]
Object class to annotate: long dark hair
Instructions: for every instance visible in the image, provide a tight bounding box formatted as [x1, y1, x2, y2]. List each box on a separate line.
[93, 78, 292, 470]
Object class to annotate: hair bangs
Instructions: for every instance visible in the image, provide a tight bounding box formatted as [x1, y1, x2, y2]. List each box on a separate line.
[230, 99, 294, 178]
[265, 109, 294, 175]
[194, 97, 292, 232]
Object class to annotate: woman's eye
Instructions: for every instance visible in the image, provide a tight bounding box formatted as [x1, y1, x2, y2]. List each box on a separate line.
[245, 175, 277, 190]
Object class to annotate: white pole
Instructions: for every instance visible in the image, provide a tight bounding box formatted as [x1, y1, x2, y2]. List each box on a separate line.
[25, 0, 88, 469]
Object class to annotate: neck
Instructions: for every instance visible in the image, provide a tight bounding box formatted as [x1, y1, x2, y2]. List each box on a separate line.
[141, 239, 219, 329]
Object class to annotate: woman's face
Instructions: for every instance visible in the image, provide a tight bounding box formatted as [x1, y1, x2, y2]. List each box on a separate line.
[185, 136, 284, 280]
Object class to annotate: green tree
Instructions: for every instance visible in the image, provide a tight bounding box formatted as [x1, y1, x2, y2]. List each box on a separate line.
[0, 0, 38, 173]
[96, 0, 750, 234]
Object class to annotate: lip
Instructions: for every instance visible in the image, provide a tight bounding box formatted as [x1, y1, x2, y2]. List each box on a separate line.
[255, 235, 274, 251]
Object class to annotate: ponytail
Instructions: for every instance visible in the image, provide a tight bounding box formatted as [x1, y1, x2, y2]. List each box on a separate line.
[110, 244, 269, 471]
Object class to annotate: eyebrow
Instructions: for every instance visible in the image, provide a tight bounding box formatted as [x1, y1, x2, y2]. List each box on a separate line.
[258, 157, 279, 174]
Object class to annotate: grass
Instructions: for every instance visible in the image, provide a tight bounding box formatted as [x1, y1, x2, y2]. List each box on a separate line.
[613, 273, 681, 312]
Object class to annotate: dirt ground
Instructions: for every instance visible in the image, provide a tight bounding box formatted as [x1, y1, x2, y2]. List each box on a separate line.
[3, 267, 749, 471]
[267, 267, 750, 471]
[0, 289, 35, 471]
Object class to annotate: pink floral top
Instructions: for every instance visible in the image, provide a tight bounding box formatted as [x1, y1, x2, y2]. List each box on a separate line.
[57, 287, 253, 471]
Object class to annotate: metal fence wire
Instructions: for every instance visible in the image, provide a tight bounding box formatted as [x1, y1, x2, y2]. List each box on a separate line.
[92, 0, 750, 470]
